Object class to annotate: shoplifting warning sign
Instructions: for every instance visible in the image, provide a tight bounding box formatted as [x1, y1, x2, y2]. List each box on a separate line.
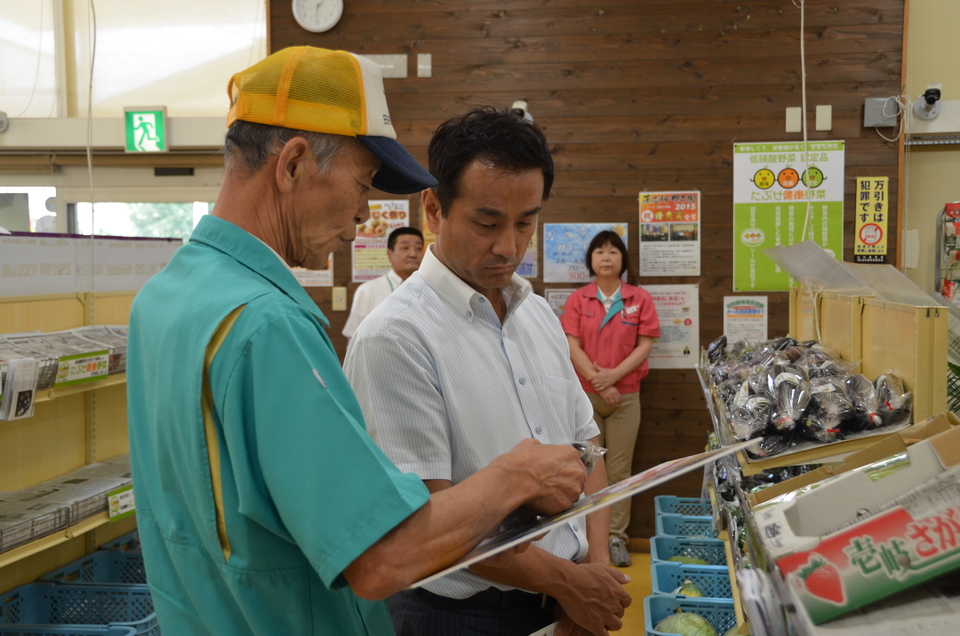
[855, 177, 888, 264]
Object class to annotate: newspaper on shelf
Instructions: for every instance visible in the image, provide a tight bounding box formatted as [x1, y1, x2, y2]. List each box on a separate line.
[70, 325, 128, 373]
[0, 460, 133, 529]
[0, 357, 38, 421]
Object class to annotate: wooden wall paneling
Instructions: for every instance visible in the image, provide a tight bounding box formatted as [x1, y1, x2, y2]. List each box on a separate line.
[270, 0, 904, 537]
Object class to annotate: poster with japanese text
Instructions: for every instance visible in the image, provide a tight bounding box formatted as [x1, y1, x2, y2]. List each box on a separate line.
[854, 177, 889, 264]
[353, 200, 410, 282]
[733, 142, 845, 291]
[645, 284, 699, 369]
[516, 231, 538, 279]
[723, 296, 768, 343]
[545, 289, 577, 318]
[543, 223, 628, 283]
[292, 256, 333, 287]
[639, 191, 701, 276]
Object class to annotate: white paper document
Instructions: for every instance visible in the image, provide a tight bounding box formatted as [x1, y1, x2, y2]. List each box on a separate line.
[410, 439, 756, 588]
[528, 622, 557, 636]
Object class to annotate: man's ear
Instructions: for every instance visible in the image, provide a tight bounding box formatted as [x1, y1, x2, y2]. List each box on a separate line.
[275, 137, 311, 194]
[421, 188, 443, 234]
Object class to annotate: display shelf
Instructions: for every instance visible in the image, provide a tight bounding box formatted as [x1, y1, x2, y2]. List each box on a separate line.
[722, 532, 750, 635]
[0, 512, 109, 570]
[34, 374, 126, 404]
[1, 290, 136, 594]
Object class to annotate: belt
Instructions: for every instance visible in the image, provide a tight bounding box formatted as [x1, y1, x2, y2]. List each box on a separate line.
[413, 587, 558, 610]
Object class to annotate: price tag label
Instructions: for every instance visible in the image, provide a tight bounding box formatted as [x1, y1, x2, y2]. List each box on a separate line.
[108, 484, 136, 521]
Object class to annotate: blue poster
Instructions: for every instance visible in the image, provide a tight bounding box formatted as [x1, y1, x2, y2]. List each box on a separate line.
[543, 223, 628, 283]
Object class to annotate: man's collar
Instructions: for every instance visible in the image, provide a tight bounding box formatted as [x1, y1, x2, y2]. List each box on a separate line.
[386, 269, 404, 286]
[418, 244, 531, 323]
[188, 215, 329, 327]
[253, 235, 292, 272]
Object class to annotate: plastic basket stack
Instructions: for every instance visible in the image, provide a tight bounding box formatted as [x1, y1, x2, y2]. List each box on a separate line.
[646, 496, 737, 636]
[0, 531, 159, 636]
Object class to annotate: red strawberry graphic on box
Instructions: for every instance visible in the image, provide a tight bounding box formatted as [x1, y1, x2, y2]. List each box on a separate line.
[798, 557, 845, 604]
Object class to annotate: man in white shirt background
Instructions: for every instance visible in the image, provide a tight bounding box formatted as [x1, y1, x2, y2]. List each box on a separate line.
[342, 226, 424, 340]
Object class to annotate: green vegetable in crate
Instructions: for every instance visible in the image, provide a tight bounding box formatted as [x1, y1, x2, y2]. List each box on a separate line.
[668, 555, 710, 565]
[671, 579, 706, 597]
[655, 609, 718, 636]
[723, 627, 750, 636]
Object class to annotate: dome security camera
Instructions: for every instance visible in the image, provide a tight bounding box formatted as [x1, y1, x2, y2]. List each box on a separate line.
[510, 100, 534, 123]
[914, 82, 943, 120]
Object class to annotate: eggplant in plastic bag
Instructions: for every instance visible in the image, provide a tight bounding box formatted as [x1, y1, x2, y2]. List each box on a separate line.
[874, 371, 912, 426]
[770, 375, 811, 434]
[798, 402, 841, 443]
[748, 429, 799, 458]
[730, 395, 773, 441]
[844, 374, 884, 432]
[747, 367, 776, 398]
[707, 335, 727, 364]
[808, 377, 854, 432]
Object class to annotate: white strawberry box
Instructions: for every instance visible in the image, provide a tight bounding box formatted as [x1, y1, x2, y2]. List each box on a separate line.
[751, 421, 960, 623]
[752, 419, 960, 562]
[776, 490, 960, 624]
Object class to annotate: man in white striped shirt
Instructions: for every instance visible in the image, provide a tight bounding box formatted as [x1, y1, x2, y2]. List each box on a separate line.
[344, 107, 632, 636]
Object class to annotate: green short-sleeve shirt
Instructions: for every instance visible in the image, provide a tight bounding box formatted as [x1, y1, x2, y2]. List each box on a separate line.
[127, 215, 429, 636]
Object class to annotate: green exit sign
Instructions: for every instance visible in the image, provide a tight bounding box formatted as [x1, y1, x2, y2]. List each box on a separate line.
[124, 106, 168, 152]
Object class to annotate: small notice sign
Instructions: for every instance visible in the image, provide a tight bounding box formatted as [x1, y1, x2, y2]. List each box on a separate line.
[854, 177, 888, 264]
[108, 484, 136, 521]
[56, 351, 110, 386]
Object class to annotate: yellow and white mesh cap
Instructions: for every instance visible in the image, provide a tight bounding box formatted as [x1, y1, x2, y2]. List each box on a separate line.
[227, 46, 436, 194]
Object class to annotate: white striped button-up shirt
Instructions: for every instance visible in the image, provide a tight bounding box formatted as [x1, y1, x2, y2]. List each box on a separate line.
[344, 245, 598, 599]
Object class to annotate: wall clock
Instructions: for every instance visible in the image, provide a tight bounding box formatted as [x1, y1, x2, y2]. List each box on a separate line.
[292, 0, 344, 33]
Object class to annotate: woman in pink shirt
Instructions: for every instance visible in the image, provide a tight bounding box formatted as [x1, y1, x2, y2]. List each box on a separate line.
[559, 230, 661, 567]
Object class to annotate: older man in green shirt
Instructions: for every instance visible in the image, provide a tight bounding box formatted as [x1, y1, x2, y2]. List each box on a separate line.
[127, 47, 587, 636]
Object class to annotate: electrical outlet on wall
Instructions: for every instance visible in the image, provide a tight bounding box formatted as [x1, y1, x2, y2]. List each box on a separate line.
[332, 286, 347, 311]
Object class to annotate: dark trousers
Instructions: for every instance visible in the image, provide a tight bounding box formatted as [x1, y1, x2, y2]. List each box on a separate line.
[389, 587, 558, 636]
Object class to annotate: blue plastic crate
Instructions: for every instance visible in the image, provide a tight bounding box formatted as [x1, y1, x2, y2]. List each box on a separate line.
[97, 532, 140, 552]
[644, 595, 736, 636]
[0, 626, 136, 636]
[40, 551, 146, 586]
[654, 496, 713, 517]
[0, 584, 158, 636]
[655, 514, 718, 539]
[650, 562, 733, 599]
[650, 536, 726, 566]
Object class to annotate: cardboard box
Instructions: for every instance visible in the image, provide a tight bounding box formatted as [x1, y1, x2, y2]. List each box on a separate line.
[788, 290, 948, 425]
[789, 286, 817, 343]
[749, 422, 960, 623]
[754, 422, 960, 561]
[748, 412, 960, 508]
[788, 288, 865, 363]
[859, 298, 948, 423]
